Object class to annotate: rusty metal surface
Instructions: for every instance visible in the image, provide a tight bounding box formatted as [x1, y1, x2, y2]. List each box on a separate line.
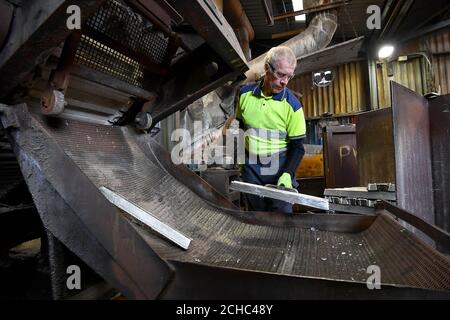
[1, 0, 248, 131]
[223, 0, 254, 60]
[146, 212, 450, 298]
[3, 104, 450, 298]
[3, 104, 173, 299]
[0, 0, 107, 99]
[161, 258, 448, 299]
[10, 108, 446, 297]
[200, 168, 241, 204]
[323, 125, 359, 188]
[83, 0, 170, 71]
[150, 63, 244, 126]
[376, 201, 450, 251]
[127, 0, 183, 39]
[140, 137, 239, 210]
[356, 108, 395, 186]
[52, 31, 82, 91]
[165, 0, 247, 70]
[429, 93, 450, 252]
[391, 82, 435, 234]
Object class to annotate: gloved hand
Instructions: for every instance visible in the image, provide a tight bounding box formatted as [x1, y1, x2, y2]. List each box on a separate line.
[277, 172, 292, 189]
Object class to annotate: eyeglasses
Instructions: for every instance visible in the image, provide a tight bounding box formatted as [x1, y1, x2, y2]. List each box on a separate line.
[267, 62, 294, 81]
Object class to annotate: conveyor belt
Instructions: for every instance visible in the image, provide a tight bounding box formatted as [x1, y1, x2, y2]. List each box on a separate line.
[42, 116, 450, 292]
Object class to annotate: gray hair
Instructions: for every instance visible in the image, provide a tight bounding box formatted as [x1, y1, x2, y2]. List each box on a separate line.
[264, 46, 297, 70]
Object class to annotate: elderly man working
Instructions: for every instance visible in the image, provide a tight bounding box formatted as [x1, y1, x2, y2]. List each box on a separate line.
[236, 46, 306, 214]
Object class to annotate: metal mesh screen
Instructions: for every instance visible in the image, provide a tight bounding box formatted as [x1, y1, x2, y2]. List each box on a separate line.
[41, 117, 450, 292]
[86, 0, 168, 64]
[75, 35, 145, 87]
[75, 0, 169, 87]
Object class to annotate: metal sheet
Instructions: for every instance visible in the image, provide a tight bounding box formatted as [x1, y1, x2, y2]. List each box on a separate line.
[429, 93, 450, 252]
[294, 36, 365, 76]
[391, 82, 435, 222]
[100, 186, 191, 250]
[3, 104, 173, 299]
[165, 0, 247, 70]
[391, 81, 435, 246]
[200, 168, 241, 203]
[323, 125, 359, 188]
[138, 136, 239, 210]
[377, 201, 450, 251]
[161, 259, 449, 299]
[324, 187, 396, 201]
[328, 203, 376, 215]
[230, 181, 330, 210]
[356, 108, 395, 186]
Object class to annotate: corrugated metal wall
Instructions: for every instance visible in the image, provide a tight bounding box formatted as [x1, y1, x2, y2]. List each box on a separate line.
[376, 57, 429, 108]
[376, 27, 450, 108]
[289, 61, 367, 118]
[424, 28, 450, 95]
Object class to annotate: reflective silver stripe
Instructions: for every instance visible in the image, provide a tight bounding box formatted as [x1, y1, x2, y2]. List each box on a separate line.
[244, 126, 287, 139]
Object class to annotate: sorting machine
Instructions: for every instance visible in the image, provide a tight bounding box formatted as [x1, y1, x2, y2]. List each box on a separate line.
[0, 0, 449, 299]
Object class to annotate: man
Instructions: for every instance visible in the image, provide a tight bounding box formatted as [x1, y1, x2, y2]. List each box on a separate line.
[236, 46, 306, 214]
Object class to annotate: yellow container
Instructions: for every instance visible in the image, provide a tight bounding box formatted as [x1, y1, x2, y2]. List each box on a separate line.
[296, 153, 324, 177]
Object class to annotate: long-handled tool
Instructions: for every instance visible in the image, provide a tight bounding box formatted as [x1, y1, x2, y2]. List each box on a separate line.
[230, 181, 329, 210]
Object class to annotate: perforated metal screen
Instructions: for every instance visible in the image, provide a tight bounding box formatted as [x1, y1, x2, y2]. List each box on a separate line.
[75, 0, 169, 87]
[75, 34, 145, 87]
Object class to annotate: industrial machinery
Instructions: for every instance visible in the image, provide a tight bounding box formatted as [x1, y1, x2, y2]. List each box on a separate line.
[0, 0, 449, 299]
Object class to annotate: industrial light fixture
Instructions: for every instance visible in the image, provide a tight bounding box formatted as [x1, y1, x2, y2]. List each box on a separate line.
[378, 45, 395, 59]
[292, 0, 306, 21]
[313, 70, 333, 87]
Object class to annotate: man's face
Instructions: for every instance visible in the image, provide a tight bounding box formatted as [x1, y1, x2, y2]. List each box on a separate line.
[265, 58, 295, 94]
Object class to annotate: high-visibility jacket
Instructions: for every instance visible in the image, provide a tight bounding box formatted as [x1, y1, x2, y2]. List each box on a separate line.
[236, 81, 306, 156]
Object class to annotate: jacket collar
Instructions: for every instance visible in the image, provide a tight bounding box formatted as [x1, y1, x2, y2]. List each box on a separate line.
[252, 80, 286, 101]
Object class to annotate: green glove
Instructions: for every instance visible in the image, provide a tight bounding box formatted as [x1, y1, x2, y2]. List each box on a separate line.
[277, 172, 292, 189]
